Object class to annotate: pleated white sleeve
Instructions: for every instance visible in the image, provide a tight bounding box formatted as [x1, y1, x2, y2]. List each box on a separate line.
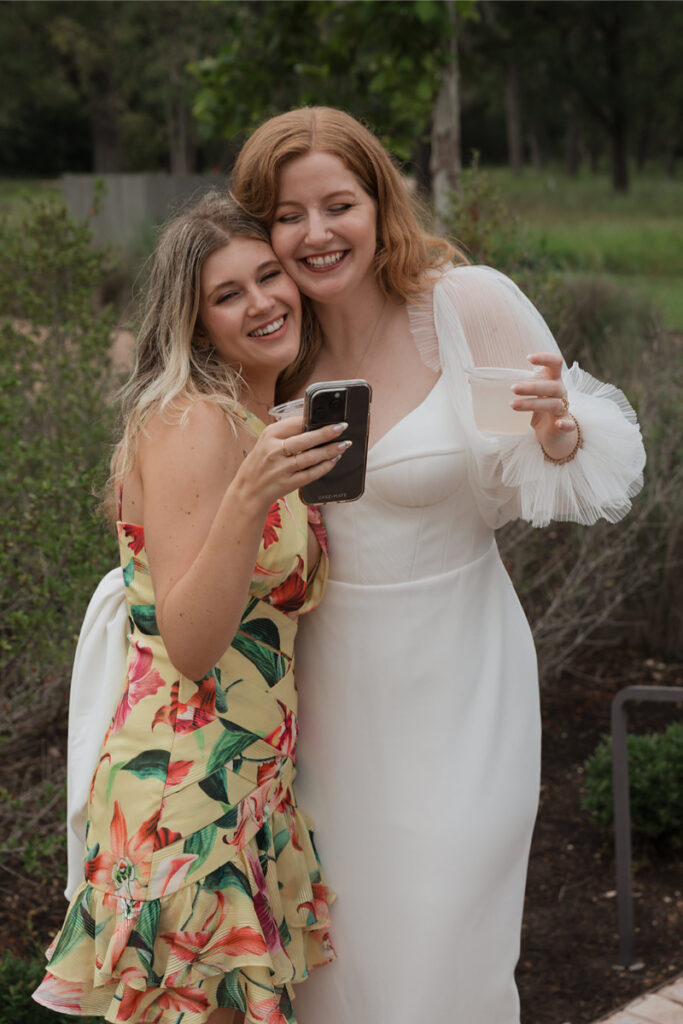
[65, 567, 129, 900]
[424, 265, 645, 529]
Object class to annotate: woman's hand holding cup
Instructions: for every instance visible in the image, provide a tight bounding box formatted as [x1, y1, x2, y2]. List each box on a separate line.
[511, 352, 579, 461]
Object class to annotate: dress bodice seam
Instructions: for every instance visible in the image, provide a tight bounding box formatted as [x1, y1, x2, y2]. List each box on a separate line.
[325, 535, 497, 589]
[369, 445, 467, 473]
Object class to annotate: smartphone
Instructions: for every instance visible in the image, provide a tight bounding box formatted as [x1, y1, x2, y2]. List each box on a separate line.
[300, 379, 372, 505]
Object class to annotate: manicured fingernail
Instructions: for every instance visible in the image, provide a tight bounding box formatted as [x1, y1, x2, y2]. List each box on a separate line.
[332, 422, 348, 433]
[332, 454, 342, 463]
[337, 440, 353, 451]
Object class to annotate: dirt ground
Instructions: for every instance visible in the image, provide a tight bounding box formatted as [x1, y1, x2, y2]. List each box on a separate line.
[1, 652, 681, 1022]
[517, 654, 683, 1023]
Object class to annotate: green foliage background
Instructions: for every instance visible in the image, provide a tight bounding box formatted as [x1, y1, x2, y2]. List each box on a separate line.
[0, 196, 119, 749]
[191, 0, 470, 161]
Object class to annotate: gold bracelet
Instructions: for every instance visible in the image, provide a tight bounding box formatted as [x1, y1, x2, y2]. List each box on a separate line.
[540, 413, 583, 464]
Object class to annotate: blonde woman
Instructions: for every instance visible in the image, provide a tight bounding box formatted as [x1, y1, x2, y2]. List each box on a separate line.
[34, 192, 344, 1024]
[231, 107, 646, 1024]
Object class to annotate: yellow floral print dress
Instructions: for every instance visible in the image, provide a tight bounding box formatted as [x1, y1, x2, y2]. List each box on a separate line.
[34, 407, 335, 1024]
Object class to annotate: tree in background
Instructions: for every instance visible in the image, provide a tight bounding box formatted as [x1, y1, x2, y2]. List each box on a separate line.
[0, 1, 92, 175]
[465, 0, 683, 190]
[192, 1, 472, 176]
[1, 0, 681, 190]
[192, 0, 683, 195]
[0, 0, 233, 175]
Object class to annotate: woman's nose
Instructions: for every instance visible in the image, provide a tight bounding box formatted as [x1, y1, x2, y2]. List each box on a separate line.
[247, 286, 273, 315]
[304, 210, 332, 247]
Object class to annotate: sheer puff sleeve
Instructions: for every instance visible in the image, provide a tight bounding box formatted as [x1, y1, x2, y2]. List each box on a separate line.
[423, 264, 645, 529]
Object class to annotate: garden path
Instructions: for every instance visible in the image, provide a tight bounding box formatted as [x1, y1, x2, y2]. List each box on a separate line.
[589, 974, 683, 1024]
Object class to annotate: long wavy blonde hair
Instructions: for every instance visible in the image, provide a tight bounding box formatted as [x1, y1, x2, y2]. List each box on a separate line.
[231, 106, 467, 399]
[106, 190, 272, 515]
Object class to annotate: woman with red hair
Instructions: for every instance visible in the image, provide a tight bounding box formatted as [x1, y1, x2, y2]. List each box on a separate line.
[230, 106, 645, 1024]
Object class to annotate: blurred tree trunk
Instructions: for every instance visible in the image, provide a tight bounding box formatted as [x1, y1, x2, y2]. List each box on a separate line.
[564, 96, 581, 177]
[604, 6, 629, 192]
[504, 59, 523, 172]
[430, 0, 461, 234]
[635, 116, 651, 172]
[527, 126, 546, 170]
[609, 120, 629, 192]
[167, 99, 196, 174]
[90, 88, 123, 173]
[412, 134, 432, 195]
[586, 125, 602, 172]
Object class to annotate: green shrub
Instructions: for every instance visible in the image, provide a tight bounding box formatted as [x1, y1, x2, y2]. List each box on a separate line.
[446, 150, 549, 287]
[582, 722, 683, 846]
[0, 195, 120, 750]
[0, 775, 67, 890]
[0, 948, 99, 1024]
[538, 272, 661, 378]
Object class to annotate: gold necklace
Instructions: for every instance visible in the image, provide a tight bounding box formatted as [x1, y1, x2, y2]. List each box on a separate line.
[350, 297, 388, 379]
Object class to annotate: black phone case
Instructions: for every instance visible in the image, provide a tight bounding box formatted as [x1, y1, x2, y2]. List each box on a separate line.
[300, 380, 372, 505]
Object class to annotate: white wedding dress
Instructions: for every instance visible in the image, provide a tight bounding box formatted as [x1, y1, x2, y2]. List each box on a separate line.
[292, 376, 541, 1023]
[64, 266, 645, 1024]
[290, 267, 645, 1024]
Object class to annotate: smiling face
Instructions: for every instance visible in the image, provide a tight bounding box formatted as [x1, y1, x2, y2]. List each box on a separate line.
[197, 238, 301, 390]
[271, 150, 378, 306]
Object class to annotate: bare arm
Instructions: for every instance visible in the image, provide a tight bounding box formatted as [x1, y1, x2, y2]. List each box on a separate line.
[136, 402, 344, 679]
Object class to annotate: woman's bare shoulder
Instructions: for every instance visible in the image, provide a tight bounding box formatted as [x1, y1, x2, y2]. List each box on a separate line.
[137, 399, 242, 477]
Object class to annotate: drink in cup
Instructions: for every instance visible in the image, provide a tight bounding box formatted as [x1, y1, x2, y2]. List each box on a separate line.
[467, 366, 543, 435]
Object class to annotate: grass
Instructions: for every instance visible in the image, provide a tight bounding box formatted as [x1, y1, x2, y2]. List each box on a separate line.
[0, 178, 60, 225]
[2, 169, 682, 327]
[485, 166, 683, 329]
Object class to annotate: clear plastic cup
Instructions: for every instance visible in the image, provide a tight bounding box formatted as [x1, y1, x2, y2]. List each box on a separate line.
[467, 366, 543, 435]
[268, 398, 304, 421]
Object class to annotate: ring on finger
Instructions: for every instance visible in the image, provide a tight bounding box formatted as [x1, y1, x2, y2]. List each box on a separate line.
[559, 396, 569, 413]
[293, 453, 301, 471]
[282, 439, 293, 457]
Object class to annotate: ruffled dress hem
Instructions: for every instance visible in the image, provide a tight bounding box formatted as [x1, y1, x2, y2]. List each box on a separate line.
[34, 801, 335, 1024]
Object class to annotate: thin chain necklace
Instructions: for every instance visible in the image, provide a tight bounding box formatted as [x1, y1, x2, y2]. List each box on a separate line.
[349, 297, 388, 379]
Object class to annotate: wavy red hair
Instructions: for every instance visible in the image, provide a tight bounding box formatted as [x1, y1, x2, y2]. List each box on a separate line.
[231, 106, 466, 303]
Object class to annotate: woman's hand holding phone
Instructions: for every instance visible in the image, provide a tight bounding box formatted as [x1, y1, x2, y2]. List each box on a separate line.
[233, 417, 350, 516]
[300, 380, 372, 505]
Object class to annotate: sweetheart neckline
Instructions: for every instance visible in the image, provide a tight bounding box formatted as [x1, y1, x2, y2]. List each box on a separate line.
[367, 375, 444, 460]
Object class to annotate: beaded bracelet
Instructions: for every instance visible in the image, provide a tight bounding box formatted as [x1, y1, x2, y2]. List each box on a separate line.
[540, 413, 583, 465]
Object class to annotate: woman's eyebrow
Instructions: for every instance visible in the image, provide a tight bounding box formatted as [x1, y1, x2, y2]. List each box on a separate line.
[276, 189, 356, 207]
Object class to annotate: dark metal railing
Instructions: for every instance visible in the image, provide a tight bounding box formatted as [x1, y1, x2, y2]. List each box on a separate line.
[611, 684, 683, 965]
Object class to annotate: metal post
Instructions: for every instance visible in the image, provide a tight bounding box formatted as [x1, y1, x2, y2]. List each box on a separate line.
[611, 688, 635, 965]
[610, 685, 683, 966]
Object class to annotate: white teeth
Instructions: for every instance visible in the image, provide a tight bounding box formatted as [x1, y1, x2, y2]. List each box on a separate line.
[304, 251, 345, 268]
[250, 316, 285, 338]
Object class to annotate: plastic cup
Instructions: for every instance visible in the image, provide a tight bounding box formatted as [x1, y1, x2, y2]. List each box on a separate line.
[268, 398, 304, 421]
[467, 366, 543, 435]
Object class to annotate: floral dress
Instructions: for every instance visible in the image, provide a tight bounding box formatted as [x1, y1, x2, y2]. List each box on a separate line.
[34, 406, 335, 1024]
